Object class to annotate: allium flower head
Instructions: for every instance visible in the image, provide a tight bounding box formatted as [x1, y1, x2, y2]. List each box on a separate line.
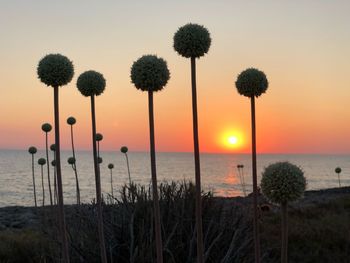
[77, 70, 106, 97]
[108, 163, 114, 169]
[38, 158, 46, 166]
[37, 54, 74, 87]
[173, 23, 211, 58]
[98, 157, 103, 164]
[28, 146, 37, 154]
[261, 162, 306, 204]
[130, 55, 170, 92]
[51, 160, 56, 167]
[67, 157, 76, 165]
[42, 123, 52, 133]
[235, 68, 268, 97]
[95, 133, 103, 142]
[50, 144, 56, 152]
[335, 167, 342, 174]
[67, 117, 76, 125]
[120, 146, 128, 154]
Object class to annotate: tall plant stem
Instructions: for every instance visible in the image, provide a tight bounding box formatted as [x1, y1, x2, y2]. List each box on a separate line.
[338, 173, 341, 187]
[41, 165, 45, 206]
[70, 125, 80, 205]
[45, 132, 53, 205]
[148, 90, 163, 263]
[31, 154, 37, 207]
[250, 95, 260, 263]
[125, 153, 132, 185]
[54, 86, 70, 263]
[281, 202, 288, 263]
[53, 151, 58, 205]
[191, 57, 204, 263]
[110, 170, 113, 198]
[90, 95, 107, 263]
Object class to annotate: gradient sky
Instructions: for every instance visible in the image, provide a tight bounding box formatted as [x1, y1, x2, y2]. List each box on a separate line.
[0, 0, 349, 153]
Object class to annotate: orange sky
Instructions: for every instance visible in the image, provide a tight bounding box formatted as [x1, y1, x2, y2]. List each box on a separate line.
[1, 1, 350, 153]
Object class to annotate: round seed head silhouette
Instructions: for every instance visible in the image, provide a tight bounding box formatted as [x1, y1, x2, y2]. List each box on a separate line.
[120, 146, 128, 154]
[67, 157, 76, 165]
[41, 123, 52, 133]
[77, 70, 106, 97]
[108, 163, 114, 169]
[335, 167, 342, 174]
[98, 157, 103, 164]
[50, 144, 56, 152]
[38, 158, 46, 166]
[28, 146, 37, 154]
[130, 55, 170, 92]
[173, 23, 211, 58]
[96, 133, 103, 142]
[37, 54, 74, 87]
[261, 162, 306, 204]
[235, 68, 268, 98]
[51, 160, 56, 167]
[67, 116, 76, 125]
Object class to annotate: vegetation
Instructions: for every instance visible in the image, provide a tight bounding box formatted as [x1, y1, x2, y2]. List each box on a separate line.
[37, 158, 46, 206]
[37, 53, 74, 263]
[28, 146, 38, 207]
[235, 67, 269, 263]
[335, 167, 342, 187]
[108, 163, 114, 198]
[173, 23, 211, 263]
[130, 54, 170, 263]
[41, 123, 53, 206]
[120, 146, 132, 185]
[77, 70, 107, 263]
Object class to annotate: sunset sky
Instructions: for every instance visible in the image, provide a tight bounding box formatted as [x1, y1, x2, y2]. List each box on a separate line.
[0, 1, 349, 153]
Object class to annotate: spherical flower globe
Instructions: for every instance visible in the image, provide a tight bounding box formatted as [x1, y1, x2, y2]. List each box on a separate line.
[37, 54, 74, 87]
[98, 157, 103, 164]
[77, 70, 106, 97]
[50, 144, 56, 152]
[261, 162, 306, 205]
[67, 117, 76, 125]
[108, 163, 114, 169]
[120, 146, 128, 154]
[38, 158, 46, 166]
[68, 157, 76, 165]
[173, 23, 211, 58]
[28, 146, 37, 154]
[335, 167, 342, 174]
[51, 160, 56, 167]
[130, 55, 170, 92]
[41, 123, 52, 133]
[96, 133, 103, 142]
[235, 68, 268, 98]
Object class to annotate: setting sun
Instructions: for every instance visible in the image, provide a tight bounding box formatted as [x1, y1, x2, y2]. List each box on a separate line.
[218, 129, 246, 151]
[228, 136, 238, 145]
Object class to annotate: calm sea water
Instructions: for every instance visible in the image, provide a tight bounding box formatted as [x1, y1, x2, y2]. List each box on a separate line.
[0, 150, 349, 207]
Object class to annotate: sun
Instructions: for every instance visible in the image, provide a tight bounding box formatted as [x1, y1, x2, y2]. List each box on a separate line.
[228, 136, 238, 145]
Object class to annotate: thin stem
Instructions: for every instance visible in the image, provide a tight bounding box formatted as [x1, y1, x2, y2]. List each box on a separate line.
[91, 95, 107, 263]
[53, 151, 57, 205]
[281, 202, 288, 263]
[110, 169, 113, 198]
[70, 125, 80, 205]
[251, 95, 260, 263]
[148, 90, 163, 263]
[54, 86, 70, 263]
[45, 132, 53, 205]
[191, 56, 204, 263]
[125, 153, 131, 185]
[338, 173, 341, 187]
[31, 154, 37, 207]
[41, 165, 45, 206]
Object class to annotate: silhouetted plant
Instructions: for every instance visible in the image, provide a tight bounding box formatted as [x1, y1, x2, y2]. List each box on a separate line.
[120, 146, 131, 185]
[335, 167, 342, 187]
[37, 53, 73, 263]
[96, 133, 103, 158]
[67, 157, 80, 205]
[173, 23, 211, 263]
[41, 123, 53, 206]
[66, 116, 80, 204]
[130, 54, 170, 263]
[236, 164, 247, 197]
[108, 163, 114, 198]
[98, 157, 103, 164]
[50, 144, 58, 205]
[38, 158, 46, 206]
[77, 70, 107, 263]
[28, 146, 38, 207]
[235, 67, 268, 263]
[261, 162, 306, 263]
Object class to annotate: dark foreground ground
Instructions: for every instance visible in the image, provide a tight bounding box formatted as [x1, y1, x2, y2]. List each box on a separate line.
[0, 184, 349, 263]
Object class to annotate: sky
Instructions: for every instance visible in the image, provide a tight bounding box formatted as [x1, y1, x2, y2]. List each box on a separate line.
[0, 0, 349, 153]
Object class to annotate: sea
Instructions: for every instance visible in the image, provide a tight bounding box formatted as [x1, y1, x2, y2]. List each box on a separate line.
[0, 150, 349, 207]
